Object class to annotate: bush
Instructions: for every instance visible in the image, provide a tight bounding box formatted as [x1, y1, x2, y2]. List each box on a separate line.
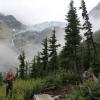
[60, 70, 82, 85]
[66, 80, 100, 100]
[13, 79, 46, 100]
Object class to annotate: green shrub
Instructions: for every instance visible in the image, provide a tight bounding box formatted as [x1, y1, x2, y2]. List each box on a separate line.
[60, 70, 82, 85]
[66, 80, 100, 100]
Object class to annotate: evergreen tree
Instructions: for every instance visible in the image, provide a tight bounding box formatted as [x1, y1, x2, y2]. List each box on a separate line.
[49, 28, 60, 75]
[61, 0, 81, 72]
[0, 72, 3, 86]
[80, 0, 96, 70]
[18, 51, 26, 79]
[30, 53, 42, 78]
[40, 37, 48, 76]
[36, 52, 42, 77]
[30, 56, 37, 78]
[15, 68, 19, 79]
[25, 61, 28, 79]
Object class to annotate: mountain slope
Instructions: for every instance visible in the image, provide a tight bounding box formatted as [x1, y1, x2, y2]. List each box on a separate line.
[0, 13, 26, 42]
[89, 2, 100, 31]
[0, 13, 25, 30]
[93, 30, 100, 44]
[89, 2, 100, 18]
[13, 21, 65, 56]
[0, 13, 66, 71]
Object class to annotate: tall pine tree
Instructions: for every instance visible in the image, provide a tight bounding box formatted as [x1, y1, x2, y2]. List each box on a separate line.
[41, 37, 49, 76]
[0, 72, 3, 86]
[25, 61, 28, 79]
[61, 0, 81, 72]
[49, 28, 60, 75]
[36, 52, 42, 77]
[18, 51, 26, 79]
[30, 56, 37, 78]
[80, 0, 96, 70]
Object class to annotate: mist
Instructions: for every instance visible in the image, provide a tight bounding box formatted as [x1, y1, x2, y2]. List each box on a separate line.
[89, 17, 100, 32]
[0, 41, 18, 72]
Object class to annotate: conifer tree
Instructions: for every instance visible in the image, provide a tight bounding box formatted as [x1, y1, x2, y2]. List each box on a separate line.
[61, 0, 81, 71]
[36, 52, 42, 77]
[0, 72, 3, 85]
[49, 28, 60, 75]
[41, 37, 48, 75]
[18, 51, 26, 79]
[36, 52, 41, 67]
[80, 0, 96, 69]
[30, 56, 36, 78]
[15, 68, 19, 79]
[25, 61, 28, 79]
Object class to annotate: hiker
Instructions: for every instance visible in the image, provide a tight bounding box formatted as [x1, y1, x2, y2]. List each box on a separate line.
[82, 71, 90, 81]
[5, 68, 14, 98]
[82, 71, 99, 83]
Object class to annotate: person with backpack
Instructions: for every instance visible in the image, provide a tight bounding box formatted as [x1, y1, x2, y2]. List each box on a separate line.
[5, 68, 14, 98]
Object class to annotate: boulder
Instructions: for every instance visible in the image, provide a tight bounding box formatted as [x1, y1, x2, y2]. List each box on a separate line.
[34, 94, 54, 100]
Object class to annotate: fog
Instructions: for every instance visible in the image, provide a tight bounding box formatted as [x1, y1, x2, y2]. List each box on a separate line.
[89, 17, 100, 32]
[0, 41, 18, 72]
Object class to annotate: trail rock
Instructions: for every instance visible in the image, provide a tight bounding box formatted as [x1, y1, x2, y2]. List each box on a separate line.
[34, 94, 54, 100]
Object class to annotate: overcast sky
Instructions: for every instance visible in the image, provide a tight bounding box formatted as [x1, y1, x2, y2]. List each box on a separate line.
[0, 0, 99, 25]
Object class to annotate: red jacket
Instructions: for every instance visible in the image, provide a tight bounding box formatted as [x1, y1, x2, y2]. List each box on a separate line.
[6, 71, 14, 81]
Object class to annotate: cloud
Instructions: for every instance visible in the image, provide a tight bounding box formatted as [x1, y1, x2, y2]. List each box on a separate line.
[0, 0, 99, 25]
